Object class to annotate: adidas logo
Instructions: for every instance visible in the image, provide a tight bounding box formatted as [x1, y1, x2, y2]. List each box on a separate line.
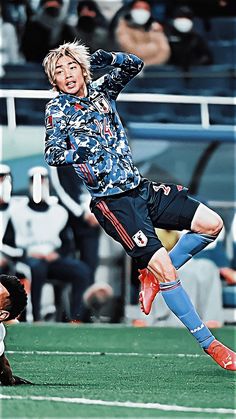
[190, 323, 204, 334]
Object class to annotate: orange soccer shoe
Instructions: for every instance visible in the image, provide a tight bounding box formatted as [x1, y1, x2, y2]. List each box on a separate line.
[204, 339, 236, 371]
[138, 268, 160, 315]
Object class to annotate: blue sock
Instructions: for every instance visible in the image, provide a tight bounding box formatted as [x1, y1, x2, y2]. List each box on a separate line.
[160, 281, 214, 349]
[169, 232, 216, 270]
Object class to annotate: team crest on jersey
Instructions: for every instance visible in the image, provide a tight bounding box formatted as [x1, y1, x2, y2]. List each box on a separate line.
[46, 115, 53, 130]
[93, 94, 111, 113]
[132, 230, 148, 247]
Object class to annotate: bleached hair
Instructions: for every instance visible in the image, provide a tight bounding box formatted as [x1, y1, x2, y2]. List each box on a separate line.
[42, 41, 92, 90]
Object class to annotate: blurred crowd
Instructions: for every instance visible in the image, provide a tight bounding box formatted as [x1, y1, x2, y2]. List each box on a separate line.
[0, 163, 125, 323]
[1, 163, 236, 326]
[1, 0, 236, 326]
[1, 0, 235, 74]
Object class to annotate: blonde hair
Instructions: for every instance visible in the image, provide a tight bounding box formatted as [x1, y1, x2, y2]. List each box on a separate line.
[42, 41, 92, 90]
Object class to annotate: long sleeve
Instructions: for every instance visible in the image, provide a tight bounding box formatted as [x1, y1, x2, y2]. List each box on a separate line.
[91, 50, 144, 99]
[44, 101, 75, 167]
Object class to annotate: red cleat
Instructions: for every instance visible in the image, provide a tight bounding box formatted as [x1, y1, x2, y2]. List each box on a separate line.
[138, 268, 160, 315]
[204, 339, 236, 370]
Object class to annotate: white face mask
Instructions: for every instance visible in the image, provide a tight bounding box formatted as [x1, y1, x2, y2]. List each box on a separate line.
[30, 175, 50, 203]
[130, 9, 151, 25]
[0, 175, 12, 203]
[173, 18, 193, 33]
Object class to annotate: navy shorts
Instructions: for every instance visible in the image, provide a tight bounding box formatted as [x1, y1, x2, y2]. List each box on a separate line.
[91, 178, 200, 269]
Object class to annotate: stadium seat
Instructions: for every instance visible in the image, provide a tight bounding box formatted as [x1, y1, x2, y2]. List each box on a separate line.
[209, 104, 236, 125]
[184, 65, 233, 96]
[0, 99, 7, 125]
[172, 103, 202, 124]
[117, 101, 176, 123]
[1, 63, 50, 90]
[222, 285, 236, 308]
[210, 41, 236, 66]
[15, 98, 47, 125]
[124, 71, 186, 94]
[206, 17, 236, 42]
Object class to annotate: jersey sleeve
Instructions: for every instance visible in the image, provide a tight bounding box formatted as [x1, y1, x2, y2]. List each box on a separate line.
[44, 101, 76, 167]
[91, 52, 144, 99]
[0, 324, 6, 356]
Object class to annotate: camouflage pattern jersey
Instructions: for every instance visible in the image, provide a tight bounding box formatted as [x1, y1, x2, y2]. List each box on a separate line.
[44, 52, 144, 198]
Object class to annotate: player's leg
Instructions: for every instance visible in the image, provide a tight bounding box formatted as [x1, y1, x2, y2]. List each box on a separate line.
[169, 202, 223, 269]
[91, 191, 162, 316]
[49, 257, 90, 321]
[148, 246, 236, 370]
[148, 190, 235, 370]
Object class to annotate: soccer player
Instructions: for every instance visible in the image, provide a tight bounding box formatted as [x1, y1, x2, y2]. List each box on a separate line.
[0, 274, 32, 385]
[43, 41, 236, 370]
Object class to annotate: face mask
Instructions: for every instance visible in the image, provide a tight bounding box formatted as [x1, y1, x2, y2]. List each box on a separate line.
[130, 9, 151, 26]
[0, 175, 12, 203]
[45, 6, 61, 17]
[30, 175, 50, 203]
[78, 16, 96, 31]
[173, 18, 193, 33]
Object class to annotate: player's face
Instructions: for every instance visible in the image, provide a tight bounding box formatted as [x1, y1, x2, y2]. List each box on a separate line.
[0, 283, 10, 321]
[54, 55, 87, 97]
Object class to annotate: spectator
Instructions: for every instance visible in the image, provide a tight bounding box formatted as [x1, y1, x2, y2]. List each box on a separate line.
[9, 166, 90, 322]
[113, 0, 171, 66]
[64, 0, 113, 53]
[0, 164, 23, 275]
[164, 5, 213, 70]
[0, 4, 23, 76]
[21, 0, 69, 63]
[50, 166, 101, 322]
[1, 0, 33, 39]
[49, 166, 100, 286]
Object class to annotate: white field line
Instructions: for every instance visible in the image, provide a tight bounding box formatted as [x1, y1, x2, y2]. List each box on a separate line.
[6, 350, 205, 358]
[0, 394, 235, 415]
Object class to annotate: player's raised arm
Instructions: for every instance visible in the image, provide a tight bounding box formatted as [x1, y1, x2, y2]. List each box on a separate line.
[90, 49, 144, 99]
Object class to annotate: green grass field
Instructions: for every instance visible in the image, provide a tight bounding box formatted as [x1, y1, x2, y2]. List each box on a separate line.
[1, 323, 236, 418]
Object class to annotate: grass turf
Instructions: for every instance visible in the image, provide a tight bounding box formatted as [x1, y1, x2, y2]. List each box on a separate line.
[1, 323, 236, 418]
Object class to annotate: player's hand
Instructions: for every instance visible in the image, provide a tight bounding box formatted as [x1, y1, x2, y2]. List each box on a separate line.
[0, 373, 33, 385]
[0, 354, 15, 385]
[90, 49, 114, 68]
[74, 146, 90, 164]
[13, 375, 33, 385]
[0, 370, 15, 385]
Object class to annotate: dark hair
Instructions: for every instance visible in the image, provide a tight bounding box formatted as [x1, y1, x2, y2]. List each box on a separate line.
[0, 275, 27, 320]
[172, 5, 194, 19]
[77, 0, 100, 15]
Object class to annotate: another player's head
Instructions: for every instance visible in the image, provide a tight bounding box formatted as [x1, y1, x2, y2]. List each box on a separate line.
[43, 41, 91, 94]
[0, 275, 27, 321]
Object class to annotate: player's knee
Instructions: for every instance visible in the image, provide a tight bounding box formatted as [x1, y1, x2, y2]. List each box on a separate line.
[148, 248, 177, 282]
[207, 213, 223, 237]
[192, 204, 223, 237]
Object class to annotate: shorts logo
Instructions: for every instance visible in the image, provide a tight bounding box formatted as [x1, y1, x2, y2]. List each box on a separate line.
[132, 230, 148, 247]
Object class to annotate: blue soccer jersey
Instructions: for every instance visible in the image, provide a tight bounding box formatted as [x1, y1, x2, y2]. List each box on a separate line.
[44, 52, 144, 197]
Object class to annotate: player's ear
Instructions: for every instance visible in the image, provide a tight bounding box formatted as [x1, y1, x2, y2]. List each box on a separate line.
[0, 310, 10, 321]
